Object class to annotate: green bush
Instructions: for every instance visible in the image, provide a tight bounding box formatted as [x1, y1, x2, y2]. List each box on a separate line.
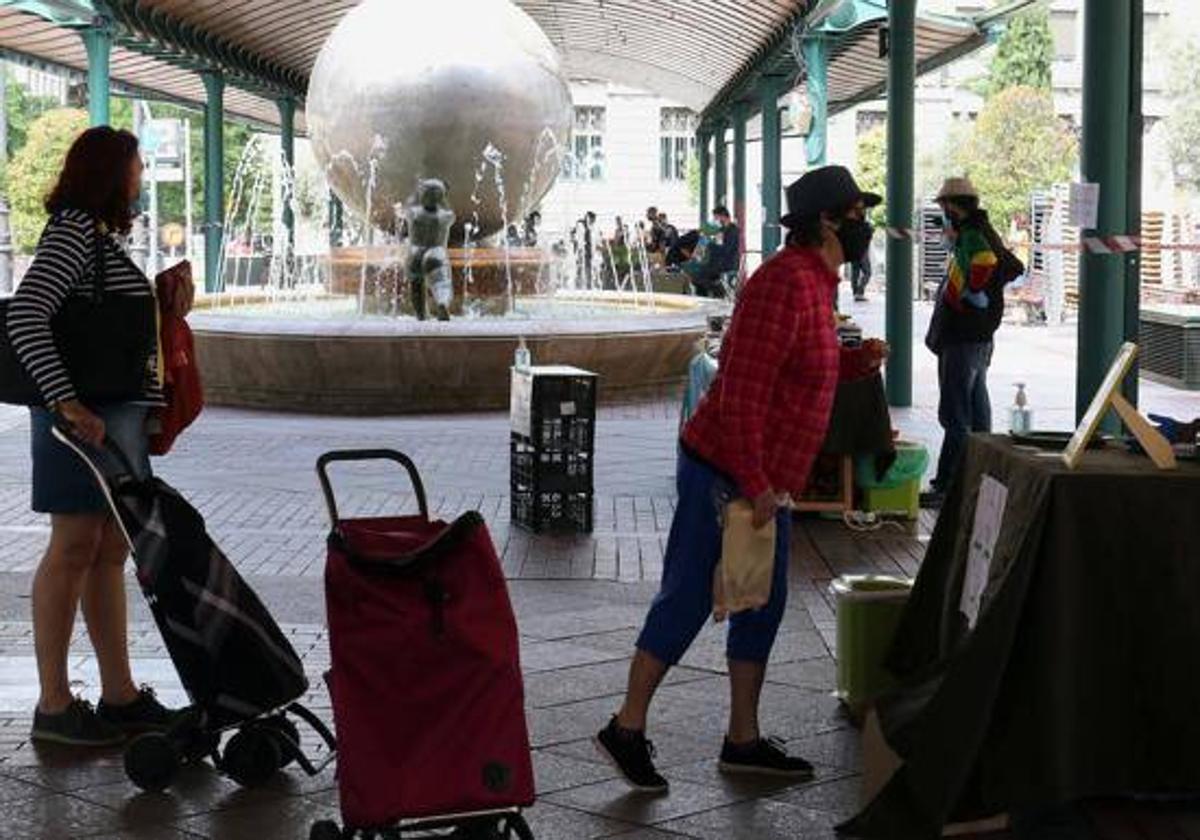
[7, 108, 87, 252]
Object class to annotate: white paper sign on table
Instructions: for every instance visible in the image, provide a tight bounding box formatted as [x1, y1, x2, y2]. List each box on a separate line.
[959, 474, 1009, 630]
[1069, 182, 1100, 229]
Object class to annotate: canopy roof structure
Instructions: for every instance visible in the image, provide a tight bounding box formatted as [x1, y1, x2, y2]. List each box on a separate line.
[0, 0, 1004, 130]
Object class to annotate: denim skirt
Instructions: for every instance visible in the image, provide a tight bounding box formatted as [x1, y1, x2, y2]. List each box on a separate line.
[30, 403, 152, 514]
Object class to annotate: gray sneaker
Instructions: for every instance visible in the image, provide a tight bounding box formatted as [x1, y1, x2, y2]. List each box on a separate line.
[31, 698, 126, 747]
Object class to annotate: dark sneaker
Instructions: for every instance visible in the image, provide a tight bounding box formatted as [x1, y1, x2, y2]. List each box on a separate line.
[97, 686, 177, 735]
[593, 717, 669, 793]
[31, 698, 126, 747]
[718, 736, 815, 779]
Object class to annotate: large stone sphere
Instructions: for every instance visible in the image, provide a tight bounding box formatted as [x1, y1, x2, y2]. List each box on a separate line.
[306, 0, 572, 239]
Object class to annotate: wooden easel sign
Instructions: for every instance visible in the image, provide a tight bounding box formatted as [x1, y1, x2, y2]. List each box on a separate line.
[1062, 342, 1177, 470]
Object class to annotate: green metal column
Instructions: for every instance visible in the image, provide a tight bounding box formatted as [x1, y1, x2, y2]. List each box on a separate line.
[802, 35, 830, 167]
[697, 130, 711, 225]
[277, 97, 296, 249]
[732, 104, 748, 256]
[202, 71, 225, 294]
[760, 80, 784, 256]
[884, 0, 915, 407]
[1077, 0, 1132, 424]
[81, 16, 113, 127]
[1122, 0, 1144, 408]
[712, 118, 728, 211]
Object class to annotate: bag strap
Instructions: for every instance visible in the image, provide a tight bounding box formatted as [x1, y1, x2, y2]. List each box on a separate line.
[47, 212, 105, 302]
[89, 221, 105, 302]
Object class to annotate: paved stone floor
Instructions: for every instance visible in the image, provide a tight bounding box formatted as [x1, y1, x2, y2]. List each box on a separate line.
[0, 297, 1193, 839]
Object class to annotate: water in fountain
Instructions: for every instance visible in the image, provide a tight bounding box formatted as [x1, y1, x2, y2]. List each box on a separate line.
[204, 123, 682, 323]
[216, 134, 330, 310]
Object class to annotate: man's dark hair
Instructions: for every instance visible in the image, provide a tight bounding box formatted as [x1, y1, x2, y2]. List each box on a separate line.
[45, 126, 140, 235]
[712, 205, 731, 218]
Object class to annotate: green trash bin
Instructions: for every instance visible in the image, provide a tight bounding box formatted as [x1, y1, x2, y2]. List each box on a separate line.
[832, 575, 913, 719]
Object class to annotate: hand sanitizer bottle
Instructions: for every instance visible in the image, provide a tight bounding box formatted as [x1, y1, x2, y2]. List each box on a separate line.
[514, 336, 531, 372]
[1010, 383, 1032, 434]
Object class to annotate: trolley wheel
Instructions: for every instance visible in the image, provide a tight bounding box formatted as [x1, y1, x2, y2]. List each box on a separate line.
[222, 726, 282, 788]
[503, 814, 534, 840]
[260, 715, 301, 768]
[178, 725, 220, 763]
[309, 820, 343, 840]
[124, 732, 181, 793]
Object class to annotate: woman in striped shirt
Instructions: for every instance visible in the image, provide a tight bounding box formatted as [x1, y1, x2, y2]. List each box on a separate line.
[7, 127, 192, 746]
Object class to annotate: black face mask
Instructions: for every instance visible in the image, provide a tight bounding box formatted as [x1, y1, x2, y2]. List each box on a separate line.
[836, 217, 873, 264]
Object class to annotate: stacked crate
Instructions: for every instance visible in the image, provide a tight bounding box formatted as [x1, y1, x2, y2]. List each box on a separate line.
[510, 366, 597, 533]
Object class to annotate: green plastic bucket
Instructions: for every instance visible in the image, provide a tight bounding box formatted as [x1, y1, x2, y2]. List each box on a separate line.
[832, 575, 913, 716]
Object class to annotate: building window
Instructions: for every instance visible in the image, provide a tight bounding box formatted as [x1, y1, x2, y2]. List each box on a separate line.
[563, 106, 606, 182]
[1050, 10, 1077, 62]
[659, 107, 698, 182]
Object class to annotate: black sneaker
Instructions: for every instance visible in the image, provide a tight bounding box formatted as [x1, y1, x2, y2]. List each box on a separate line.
[718, 736, 815, 779]
[31, 698, 126, 747]
[97, 686, 178, 735]
[593, 717, 669, 793]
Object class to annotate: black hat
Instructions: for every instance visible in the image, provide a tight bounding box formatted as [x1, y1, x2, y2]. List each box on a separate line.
[779, 165, 881, 229]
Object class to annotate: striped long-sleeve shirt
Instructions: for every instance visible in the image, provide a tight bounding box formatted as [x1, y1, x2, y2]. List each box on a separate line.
[7, 208, 163, 406]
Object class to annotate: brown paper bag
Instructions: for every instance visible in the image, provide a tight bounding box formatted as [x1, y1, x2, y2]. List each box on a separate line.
[713, 499, 776, 621]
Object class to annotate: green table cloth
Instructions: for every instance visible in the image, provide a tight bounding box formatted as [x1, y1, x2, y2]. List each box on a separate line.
[844, 435, 1200, 838]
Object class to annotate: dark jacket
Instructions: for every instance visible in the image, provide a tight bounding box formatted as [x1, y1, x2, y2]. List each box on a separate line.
[709, 222, 741, 274]
[928, 209, 1021, 348]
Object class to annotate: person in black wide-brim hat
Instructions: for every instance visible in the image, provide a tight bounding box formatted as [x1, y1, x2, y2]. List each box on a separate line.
[594, 165, 890, 793]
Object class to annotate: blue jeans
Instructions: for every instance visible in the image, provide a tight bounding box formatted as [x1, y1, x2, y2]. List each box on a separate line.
[635, 449, 791, 666]
[933, 341, 993, 491]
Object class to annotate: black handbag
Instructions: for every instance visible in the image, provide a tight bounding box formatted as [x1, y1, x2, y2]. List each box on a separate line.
[0, 219, 157, 406]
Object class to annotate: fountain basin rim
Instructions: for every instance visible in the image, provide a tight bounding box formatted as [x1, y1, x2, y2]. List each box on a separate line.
[189, 292, 723, 339]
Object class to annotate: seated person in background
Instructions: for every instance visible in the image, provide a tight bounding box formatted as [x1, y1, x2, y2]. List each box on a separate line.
[644, 206, 665, 252]
[658, 213, 679, 252]
[684, 206, 741, 297]
[666, 228, 701, 269]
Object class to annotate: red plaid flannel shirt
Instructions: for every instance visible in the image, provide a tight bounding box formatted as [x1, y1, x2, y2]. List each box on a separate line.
[683, 245, 840, 500]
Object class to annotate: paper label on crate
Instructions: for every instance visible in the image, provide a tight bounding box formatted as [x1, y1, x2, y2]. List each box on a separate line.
[510, 370, 532, 438]
[560, 401, 576, 416]
[959, 475, 1009, 630]
[1069, 182, 1099, 229]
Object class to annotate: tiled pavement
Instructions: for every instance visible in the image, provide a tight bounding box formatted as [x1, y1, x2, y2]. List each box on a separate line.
[0, 298, 1194, 839]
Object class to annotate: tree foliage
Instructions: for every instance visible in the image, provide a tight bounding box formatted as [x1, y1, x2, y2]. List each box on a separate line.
[856, 125, 887, 227]
[985, 7, 1054, 97]
[954, 86, 1076, 230]
[1164, 29, 1200, 193]
[7, 108, 88, 251]
[4, 72, 61, 159]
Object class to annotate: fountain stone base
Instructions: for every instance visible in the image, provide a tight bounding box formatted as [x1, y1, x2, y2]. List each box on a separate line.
[190, 292, 715, 414]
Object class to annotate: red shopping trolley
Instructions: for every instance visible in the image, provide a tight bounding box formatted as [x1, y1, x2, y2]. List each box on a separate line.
[311, 450, 534, 840]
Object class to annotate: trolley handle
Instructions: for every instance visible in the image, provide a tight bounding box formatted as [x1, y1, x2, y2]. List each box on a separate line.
[316, 449, 430, 528]
[50, 414, 139, 478]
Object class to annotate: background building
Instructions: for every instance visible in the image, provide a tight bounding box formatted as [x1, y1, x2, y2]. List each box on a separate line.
[538, 80, 699, 243]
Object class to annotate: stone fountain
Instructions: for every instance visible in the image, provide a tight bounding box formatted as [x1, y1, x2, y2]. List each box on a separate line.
[189, 0, 714, 414]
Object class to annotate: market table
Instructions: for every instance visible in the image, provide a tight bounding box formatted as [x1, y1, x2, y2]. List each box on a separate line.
[844, 435, 1200, 838]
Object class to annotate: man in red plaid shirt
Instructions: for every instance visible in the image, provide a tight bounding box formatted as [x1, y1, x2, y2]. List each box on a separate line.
[597, 166, 884, 791]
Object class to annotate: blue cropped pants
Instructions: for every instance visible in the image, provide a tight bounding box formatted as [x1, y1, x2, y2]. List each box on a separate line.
[635, 448, 791, 666]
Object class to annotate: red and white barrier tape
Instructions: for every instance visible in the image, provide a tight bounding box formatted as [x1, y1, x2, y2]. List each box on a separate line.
[883, 226, 1200, 255]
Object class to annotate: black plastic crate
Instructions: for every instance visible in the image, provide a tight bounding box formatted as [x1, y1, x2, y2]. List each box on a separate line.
[511, 367, 597, 452]
[511, 434, 593, 491]
[511, 488, 593, 534]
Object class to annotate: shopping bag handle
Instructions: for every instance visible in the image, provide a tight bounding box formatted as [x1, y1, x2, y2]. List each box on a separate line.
[315, 449, 430, 528]
[50, 413, 139, 478]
